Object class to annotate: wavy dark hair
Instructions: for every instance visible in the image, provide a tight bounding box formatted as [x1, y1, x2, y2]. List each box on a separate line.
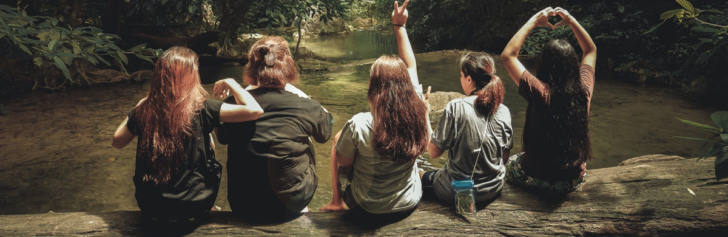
[460, 52, 505, 117]
[368, 55, 429, 164]
[530, 39, 592, 169]
[244, 36, 298, 87]
[135, 46, 206, 185]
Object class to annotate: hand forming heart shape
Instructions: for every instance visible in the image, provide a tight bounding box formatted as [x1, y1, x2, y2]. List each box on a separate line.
[533, 7, 572, 30]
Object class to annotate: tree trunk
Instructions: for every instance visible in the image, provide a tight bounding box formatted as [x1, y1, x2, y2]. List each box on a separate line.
[294, 17, 303, 61]
[216, 0, 255, 54]
[0, 155, 726, 236]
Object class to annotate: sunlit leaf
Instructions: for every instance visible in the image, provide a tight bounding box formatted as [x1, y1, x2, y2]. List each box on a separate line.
[72, 43, 82, 55]
[661, 9, 683, 20]
[86, 54, 98, 66]
[48, 39, 58, 51]
[52, 56, 72, 81]
[33, 57, 43, 67]
[711, 111, 728, 130]
[676, 0, 694, 13]
[676, 117, 720, 131]
[49, 28, 60, 40]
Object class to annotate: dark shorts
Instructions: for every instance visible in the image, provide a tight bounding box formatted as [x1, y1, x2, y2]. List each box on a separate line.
[421, 170, 438, 188]
[505, 152, 586, 194]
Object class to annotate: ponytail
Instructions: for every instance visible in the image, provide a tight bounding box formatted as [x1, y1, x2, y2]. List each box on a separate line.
[474, 75, 505, 117]
[461, 52, 505, 117]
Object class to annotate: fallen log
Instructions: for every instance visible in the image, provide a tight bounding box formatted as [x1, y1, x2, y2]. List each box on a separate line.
[0, 155, 726, 236]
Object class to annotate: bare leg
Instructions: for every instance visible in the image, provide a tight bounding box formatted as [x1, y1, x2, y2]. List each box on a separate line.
[319, 130, 348, 212]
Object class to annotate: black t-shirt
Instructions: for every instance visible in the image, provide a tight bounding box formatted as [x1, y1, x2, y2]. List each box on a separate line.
[221, 88, 333, 220]
[126, 99, 223, 219]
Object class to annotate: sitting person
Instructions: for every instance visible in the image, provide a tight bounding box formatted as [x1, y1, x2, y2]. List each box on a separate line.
[420, 51, 513, 204]
[220, 36, 333, 223]
[501, 7, 596, 194]
[318, 0, 428, 220]
[111, 46, 263, 222]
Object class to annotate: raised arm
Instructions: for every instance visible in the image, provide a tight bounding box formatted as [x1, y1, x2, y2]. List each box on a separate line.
[214, 78, 264, 123]
[554, 7, 597, 68]
[393, 0, 419, 86]
[501, 7, 554, 86]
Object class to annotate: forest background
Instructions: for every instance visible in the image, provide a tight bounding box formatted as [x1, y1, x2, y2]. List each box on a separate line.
[0, 0, 726, 107]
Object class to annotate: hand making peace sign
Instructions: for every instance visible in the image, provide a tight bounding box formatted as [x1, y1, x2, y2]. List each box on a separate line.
[392, 0, 410, 27]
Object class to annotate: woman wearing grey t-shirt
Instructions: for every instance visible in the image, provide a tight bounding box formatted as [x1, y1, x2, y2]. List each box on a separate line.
[421, 52, 514, 204]
[319, 0, 429, 220]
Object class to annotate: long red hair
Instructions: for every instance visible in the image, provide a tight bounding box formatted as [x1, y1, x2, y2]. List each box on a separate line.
[135, 46, 207, 185]
[368, 55, 429, 164]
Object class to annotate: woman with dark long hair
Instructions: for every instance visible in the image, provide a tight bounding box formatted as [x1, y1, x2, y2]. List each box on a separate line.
[220, 36, 333, 223]
[420, 51, 514, 204]
[111, 46, 263, 221]
[318, 0, 428, 219]
[501, 7, 597, 194]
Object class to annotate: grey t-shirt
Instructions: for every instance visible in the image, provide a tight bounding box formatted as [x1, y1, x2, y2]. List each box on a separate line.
[335, 112, 423, 214]
[431, 96, 513, 203]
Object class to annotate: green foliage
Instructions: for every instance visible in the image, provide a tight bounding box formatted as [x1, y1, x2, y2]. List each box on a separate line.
[0, 4, 160, 87]
[676, 111, 728, 181]
[253, 0, 344, 29]
[126, 0, 207, 26]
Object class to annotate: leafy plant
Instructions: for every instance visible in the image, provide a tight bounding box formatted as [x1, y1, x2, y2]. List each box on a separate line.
[675, 111, 728, 181]
[646, 0, 728, 65]
[0, 4, 160, 89]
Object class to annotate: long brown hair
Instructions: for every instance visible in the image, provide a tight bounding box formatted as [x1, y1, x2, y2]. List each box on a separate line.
[135, 46, 207, 185]
[244, 36, 298, 87]
[460, 52, 504, 117]
[368, 55, 429, 164]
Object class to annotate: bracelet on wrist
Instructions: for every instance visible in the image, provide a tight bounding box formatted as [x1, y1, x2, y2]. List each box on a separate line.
[393, 24, 405, 28]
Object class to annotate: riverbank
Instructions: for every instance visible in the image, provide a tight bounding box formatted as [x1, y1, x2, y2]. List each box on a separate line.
[1, 155, 725, 236]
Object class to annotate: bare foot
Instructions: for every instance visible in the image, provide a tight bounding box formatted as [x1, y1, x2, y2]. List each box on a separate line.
[318, 202, 348, 212]
[210, 206, 221, 212]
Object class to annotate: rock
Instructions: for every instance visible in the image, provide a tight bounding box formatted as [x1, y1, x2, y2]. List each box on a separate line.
[352, 17, 379, 28]
[1, 155, 726, 236]
[428, 91, 467, 128]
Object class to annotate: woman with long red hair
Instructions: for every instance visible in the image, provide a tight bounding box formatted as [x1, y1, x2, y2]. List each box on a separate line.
[319, 0, 429, 221]
[111, 46, 263, 222]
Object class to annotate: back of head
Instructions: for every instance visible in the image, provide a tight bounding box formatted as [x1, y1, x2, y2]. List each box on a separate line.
[368, 55, 428, 164]
[460, 52, 504, 117]
[138, 46, 207, 185]
[533, 39, 591, 169]
[244, 36, 298, 87]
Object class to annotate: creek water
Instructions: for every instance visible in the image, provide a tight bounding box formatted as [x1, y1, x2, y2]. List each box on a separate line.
[0, 31, 718, 215]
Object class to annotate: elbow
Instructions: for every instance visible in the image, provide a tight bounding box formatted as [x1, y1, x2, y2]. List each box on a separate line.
[111, 139, 125, 150]
[251, 107, 264, 120]
[500, 52, 515, 60]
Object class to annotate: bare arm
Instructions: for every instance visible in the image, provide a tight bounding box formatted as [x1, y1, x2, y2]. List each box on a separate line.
[427, 142, 445, 159]
[214, 78, 264, 123]
[112, 117, 135, 149]
[554, 7, 597, 68]
[393, 0, 419, 86]
[501, 7, 554, 86]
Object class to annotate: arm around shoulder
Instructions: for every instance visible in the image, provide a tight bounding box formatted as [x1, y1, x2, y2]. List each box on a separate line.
[215, 79, 264, 123]
[112, 117, 135, 149]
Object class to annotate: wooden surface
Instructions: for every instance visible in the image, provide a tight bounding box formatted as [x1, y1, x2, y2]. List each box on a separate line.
[1, 155, 726, 236]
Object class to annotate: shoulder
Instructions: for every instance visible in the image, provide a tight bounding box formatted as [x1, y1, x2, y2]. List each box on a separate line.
[493, 104, 512, 122]
[347, 112, 373, 131]
[444, 96, 475, 114]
